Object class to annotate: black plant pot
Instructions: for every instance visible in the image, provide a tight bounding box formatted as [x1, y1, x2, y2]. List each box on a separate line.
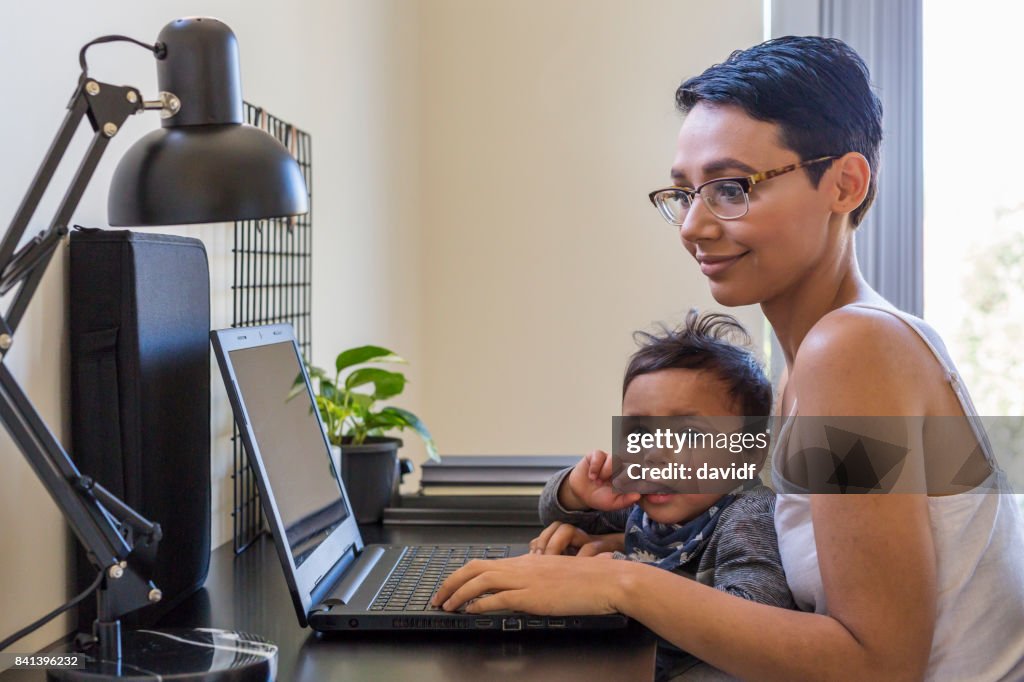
[339, 436, 403, 524]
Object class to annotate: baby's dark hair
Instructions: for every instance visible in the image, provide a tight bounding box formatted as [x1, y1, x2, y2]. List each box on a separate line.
[623, 310, 772, 417]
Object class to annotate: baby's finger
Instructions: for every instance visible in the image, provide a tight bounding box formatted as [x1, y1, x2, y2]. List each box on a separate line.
[576, 540, 615, 557]
[591, 488, 641, 511]
[599, 451, 615, 481]
[611, 492, 642, 508]
[544, 523, 580, 555]
[530, 522, 564, 554]
[586, 450, 604, 480]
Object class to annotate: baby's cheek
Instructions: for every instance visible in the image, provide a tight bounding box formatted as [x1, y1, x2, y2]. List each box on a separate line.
[637, 498, 653, 517]
[668, 498, 700, 521]
[662, 495, 714, 523]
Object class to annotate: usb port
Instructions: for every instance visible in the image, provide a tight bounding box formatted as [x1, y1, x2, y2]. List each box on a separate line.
[526, 618, 545, 628]
[502, 617, 523, 631]
[547, 618, 566, 628]
[474, 618, 494, 628]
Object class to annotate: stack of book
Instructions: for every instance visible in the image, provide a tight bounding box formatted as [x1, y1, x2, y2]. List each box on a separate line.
[384, 455, 577, 526]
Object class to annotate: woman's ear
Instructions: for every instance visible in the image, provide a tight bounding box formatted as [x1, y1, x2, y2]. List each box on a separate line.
[829, 152, 871, 218]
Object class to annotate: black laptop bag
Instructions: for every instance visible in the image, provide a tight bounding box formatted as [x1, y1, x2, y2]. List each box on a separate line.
[69, 228, 211, 629]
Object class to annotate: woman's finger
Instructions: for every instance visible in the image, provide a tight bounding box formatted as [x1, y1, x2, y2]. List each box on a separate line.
[466, 588, 528, 614]
[436, 555, 622, 615]
[432, 558, 494, 606]
[440, 565, 520, 612]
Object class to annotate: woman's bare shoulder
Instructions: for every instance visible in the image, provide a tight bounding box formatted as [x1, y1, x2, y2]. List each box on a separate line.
[790, 305, 935, 416]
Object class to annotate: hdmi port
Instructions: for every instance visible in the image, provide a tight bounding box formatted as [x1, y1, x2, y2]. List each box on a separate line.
[547, 618, 566, 628]
[474, 618, 494, 628]
[526, 618, 545, 628]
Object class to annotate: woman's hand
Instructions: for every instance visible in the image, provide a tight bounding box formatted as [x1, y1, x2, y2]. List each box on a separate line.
[431, 554, 628, 615]
[529, 522, 625, 556]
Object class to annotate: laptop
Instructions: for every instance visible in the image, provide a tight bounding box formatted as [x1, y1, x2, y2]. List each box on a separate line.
[210, 323, 628, 632]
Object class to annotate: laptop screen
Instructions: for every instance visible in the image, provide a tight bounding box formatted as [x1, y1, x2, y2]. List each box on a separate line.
[228, 340, 349, 567]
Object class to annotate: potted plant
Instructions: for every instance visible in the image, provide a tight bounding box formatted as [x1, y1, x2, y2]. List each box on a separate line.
[298, 345, 438, 523]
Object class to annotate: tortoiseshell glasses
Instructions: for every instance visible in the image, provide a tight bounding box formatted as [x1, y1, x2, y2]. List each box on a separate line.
[648, 155, 840, 224]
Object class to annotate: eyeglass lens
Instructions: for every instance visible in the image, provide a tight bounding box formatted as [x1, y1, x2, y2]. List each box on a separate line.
[658, 180, 749, 223]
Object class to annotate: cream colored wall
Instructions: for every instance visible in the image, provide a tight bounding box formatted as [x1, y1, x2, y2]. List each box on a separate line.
[0, 0, 762, 656]
[0, 0, 420, 654]
[415, 0, 765, 459]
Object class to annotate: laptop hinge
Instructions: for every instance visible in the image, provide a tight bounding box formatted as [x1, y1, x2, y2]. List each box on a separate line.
[309, 543, 355, 608]
[317, 545, 386, 607]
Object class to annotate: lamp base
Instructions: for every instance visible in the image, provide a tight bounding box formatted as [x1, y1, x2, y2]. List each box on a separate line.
[47, 628, 276, 681]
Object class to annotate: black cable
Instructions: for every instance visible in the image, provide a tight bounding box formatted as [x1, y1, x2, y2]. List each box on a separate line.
[77, 34, 166, 79]
[0, 569, 104, 651]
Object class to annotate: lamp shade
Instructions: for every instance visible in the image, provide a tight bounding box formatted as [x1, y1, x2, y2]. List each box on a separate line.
[108, 17, 308, 226]
[109, 124, 308, 226]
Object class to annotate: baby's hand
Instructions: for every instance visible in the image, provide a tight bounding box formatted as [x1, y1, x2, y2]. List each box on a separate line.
[529, 523, 626, 556]
[560, 449, 640, 512]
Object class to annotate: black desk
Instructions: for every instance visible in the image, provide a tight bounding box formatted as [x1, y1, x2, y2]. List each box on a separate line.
[3, 525, 655, 681]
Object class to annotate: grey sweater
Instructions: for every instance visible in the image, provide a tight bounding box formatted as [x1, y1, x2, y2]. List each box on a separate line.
[538, 468, 794, 608]
[540, 469, 795, 679]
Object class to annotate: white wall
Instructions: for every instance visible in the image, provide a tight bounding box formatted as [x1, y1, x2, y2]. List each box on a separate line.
[0, 0, 762, 654]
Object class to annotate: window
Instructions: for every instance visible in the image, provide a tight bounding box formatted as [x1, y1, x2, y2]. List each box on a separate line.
[923, 0, 1024, 507]
[923, 1, 1023, 416]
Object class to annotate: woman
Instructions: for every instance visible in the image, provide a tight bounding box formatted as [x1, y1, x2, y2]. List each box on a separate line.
[432, 37, 1024, 681]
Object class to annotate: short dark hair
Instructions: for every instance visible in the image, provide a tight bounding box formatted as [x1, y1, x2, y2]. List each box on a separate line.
[676, 36, 882, 227]
[623, 310, 772, 417]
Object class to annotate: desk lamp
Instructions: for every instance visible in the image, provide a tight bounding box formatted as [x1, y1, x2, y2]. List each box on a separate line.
[0, 17, 307, 681]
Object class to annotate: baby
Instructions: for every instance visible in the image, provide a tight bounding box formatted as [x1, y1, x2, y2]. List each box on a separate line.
[534, 310, 793, 680]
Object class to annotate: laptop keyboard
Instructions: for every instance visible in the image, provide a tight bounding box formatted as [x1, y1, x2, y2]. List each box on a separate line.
[370, 545, 510, 612]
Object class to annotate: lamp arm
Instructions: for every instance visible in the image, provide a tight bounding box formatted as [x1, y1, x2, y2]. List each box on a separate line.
[1, 79, 142, 332]
[75, 477, 163, 547]
[0, 92, 88, 271]
[0, 77, 162, 630]
[0, 364, 130, 565]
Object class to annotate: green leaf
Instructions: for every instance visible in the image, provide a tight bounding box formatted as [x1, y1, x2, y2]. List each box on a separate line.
[363, 411, 408, 431]
[335, 345, 406, 373]
[380, 407, 439, 463]
[344, 368, 406, 400]
[319, 380, 339, 402]
[295, 364, 336, 402]
[306, 364, 331, 381]
[345, 392, 375, 409]
[316, 397, 349, 422]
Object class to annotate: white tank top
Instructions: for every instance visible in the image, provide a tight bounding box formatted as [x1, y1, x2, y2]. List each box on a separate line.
[772, 303, 1024, 681]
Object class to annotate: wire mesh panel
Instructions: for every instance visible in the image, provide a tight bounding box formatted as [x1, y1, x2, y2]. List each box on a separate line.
[231, 102, 313, 553]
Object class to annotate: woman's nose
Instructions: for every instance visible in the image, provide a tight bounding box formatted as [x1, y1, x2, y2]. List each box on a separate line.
[678, 195, 721, 245]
